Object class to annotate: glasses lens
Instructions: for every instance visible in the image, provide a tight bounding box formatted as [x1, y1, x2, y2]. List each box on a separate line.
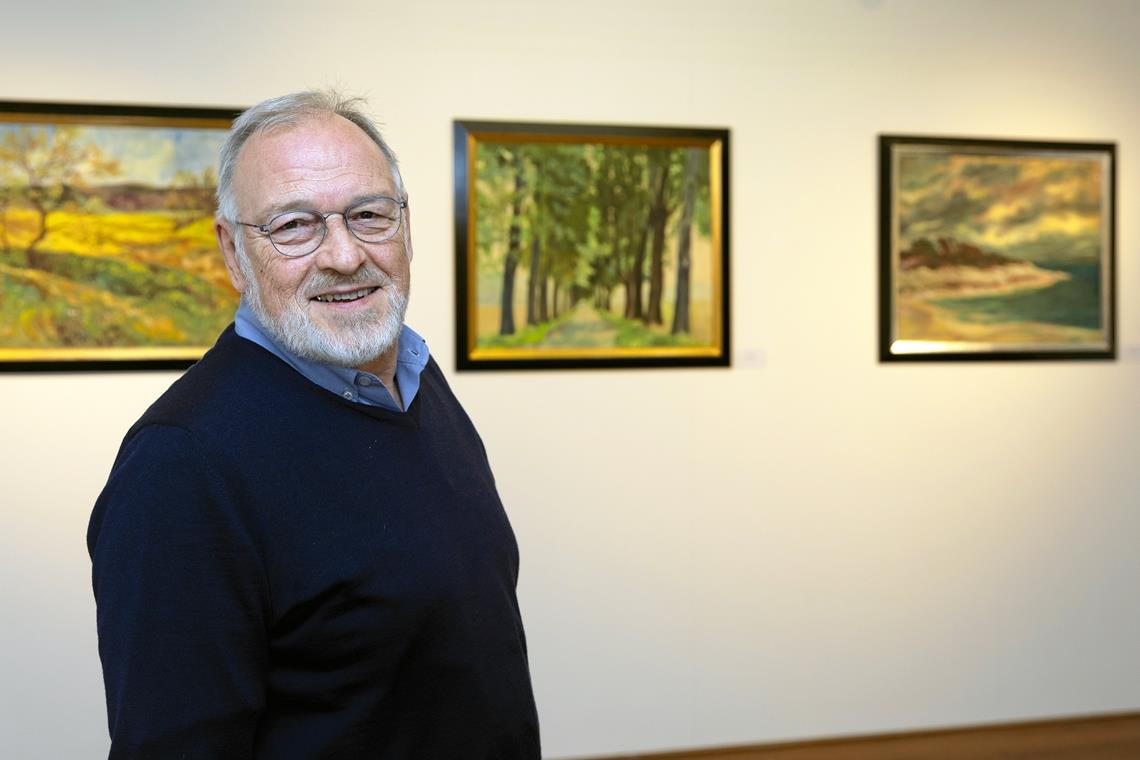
[268, 211, 323, 256]
[346, 198, 402, 242]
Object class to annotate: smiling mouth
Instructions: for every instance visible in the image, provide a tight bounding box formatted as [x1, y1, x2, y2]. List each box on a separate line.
[312, 287, 379, 304]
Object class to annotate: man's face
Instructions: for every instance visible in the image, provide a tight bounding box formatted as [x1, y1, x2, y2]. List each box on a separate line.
[218, 114, 412, 372]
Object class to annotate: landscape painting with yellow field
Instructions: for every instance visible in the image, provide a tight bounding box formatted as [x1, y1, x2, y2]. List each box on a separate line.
[880, 136, 1114, 361]
[0, 102, 237, 369]
[454, 121, 730, 370]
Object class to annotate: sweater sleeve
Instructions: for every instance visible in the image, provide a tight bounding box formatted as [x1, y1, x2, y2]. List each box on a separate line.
[88, 424, 269, 759]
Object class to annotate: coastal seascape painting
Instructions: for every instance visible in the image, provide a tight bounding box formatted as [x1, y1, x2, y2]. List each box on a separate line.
[454, 120, 730, 370]
[880, 135, 1115, 361]
[0, 101, 238, 371]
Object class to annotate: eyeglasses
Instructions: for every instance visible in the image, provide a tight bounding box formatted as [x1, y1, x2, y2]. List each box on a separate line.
[235, 195, 407, 258]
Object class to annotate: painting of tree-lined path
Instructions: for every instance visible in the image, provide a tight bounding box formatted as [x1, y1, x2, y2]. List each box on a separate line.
[0, 106, 237, 366]
[885, 138, 1113, 358]
[459, 124, 728, 368]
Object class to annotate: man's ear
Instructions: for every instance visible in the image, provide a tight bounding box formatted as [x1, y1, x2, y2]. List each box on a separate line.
[402, 201, 413, 262]
[216, 219, 248, 293]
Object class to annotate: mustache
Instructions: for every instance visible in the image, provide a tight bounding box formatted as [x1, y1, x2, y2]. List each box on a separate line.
[300, 265, 395, 299]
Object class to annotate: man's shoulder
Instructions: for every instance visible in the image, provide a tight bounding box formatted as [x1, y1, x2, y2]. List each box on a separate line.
[132, 325, 296, 437]
[419, 354, 457, 399]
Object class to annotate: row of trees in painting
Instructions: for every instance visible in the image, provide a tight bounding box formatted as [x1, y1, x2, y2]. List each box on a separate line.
[0, 120, 233, 354]
[474, 139, 715, 350]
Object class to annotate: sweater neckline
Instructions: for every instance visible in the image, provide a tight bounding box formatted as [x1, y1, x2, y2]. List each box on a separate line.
[220, 324, 423, 429]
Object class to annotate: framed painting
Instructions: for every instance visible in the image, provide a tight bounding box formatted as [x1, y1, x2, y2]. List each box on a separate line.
[454, 120, 730, 370]
[0, 100, 239, 371]
[880, 135, 1115, 361]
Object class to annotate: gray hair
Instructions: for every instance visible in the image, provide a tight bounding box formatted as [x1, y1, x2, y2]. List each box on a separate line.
[215, 89, 405, 222]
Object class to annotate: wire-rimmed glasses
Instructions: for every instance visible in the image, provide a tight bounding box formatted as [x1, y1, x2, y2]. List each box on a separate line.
[235, 195, 407, 257]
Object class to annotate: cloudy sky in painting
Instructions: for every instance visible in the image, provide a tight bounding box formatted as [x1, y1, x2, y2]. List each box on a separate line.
[0, 122, 226, 187]
[896, 149, 1107, 264]
[82, 125, 226, 185]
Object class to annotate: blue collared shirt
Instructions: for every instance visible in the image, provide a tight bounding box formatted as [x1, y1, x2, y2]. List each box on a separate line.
[233, 300, 430, 412]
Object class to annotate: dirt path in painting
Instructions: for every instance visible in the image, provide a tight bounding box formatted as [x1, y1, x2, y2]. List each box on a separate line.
[542, 302, 618, 348]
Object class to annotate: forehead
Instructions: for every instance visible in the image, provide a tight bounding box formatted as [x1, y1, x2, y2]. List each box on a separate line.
[233, 114, 394, 214]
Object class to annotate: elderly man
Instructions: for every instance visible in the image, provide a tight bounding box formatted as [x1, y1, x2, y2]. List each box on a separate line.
[87, 91, 540, 759]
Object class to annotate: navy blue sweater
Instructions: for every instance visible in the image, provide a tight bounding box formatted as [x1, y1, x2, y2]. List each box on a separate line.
[88, 326, 540, 759]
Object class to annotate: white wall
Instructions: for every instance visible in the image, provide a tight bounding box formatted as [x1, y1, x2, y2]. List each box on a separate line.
[2, 1, 1138, 757]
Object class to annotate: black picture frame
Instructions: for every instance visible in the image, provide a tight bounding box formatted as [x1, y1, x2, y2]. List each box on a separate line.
[454, 119, 731, 370]
[0, 100, 239, 372]
[879, 134, 1115, 362]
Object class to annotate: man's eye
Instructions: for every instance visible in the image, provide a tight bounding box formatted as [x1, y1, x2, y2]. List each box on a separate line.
[269, 214, 319, 237]
[350, 208, 392, 222]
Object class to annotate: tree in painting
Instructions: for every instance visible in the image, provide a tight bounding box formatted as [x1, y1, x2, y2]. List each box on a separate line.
[473, 139, 715, 353]
[0, 126, 120, 270]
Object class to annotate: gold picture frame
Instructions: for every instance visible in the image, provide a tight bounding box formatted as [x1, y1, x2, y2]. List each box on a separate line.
[454, 120, 730, 370]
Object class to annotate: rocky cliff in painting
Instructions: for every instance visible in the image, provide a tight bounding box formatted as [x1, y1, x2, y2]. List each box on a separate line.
[898, 237, 1069, 300]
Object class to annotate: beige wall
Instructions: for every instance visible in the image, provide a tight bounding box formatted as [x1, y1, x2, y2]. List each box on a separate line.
[1, 1, 1138, 757]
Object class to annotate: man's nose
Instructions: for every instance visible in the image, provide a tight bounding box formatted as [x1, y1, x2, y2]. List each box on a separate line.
[313, 213, 366, 273]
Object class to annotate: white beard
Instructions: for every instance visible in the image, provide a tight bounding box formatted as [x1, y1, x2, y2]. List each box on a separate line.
[237, 245, 408, 369]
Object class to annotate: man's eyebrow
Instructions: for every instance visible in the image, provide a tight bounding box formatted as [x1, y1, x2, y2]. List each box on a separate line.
[254, 193, 398, 221]
[257, 201, 311, 220]
[347, 193, 401, 207]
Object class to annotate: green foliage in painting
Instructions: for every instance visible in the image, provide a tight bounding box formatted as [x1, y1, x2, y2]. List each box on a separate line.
[473, 138, 715, 352]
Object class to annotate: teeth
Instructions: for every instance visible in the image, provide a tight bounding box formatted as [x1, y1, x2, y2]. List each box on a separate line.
[314, 287, 375, 303]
